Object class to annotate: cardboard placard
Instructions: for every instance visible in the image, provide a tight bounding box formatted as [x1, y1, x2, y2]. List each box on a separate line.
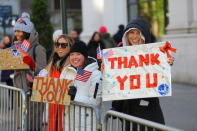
[31, 77, 73, 105]
[102, 42, 171, 101]
[0, 49, 29, 70]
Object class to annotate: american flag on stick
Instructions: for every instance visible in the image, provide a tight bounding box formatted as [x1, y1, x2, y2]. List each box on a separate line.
[75, 69, 92, 82]
[103, 49, 114, 58]
[16, 40, 30, 54]
[97, 45, 102, 60]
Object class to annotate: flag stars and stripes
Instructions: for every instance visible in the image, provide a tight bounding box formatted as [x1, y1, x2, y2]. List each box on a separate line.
[75, 69, 92, 82]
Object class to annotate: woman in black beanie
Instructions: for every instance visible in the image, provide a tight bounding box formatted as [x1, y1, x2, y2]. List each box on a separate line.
[60, 41, 102, 130]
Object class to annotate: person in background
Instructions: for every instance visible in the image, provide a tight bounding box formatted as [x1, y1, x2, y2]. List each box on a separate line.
[45, 29, 63, 62]
[110, 18, 174, 131]
[1, 35, 14, 86]
[38, 34, 73, 131]
[113, 24, 125, 45]
[0, 42, 4, 49]
[52, 29, 63, 43]
[70, 29, 83, 42]
[87, 32, 105, 69]
[99, 26, 116, 49]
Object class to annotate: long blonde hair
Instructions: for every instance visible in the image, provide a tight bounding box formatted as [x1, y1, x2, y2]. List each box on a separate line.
[46, 35, 73, 73]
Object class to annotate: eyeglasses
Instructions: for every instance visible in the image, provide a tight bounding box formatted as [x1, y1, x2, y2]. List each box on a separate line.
[55, 42, 70, 48]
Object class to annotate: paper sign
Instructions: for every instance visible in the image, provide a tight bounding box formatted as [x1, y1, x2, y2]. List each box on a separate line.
[31, 77, 73, 105]
[102, 42, 171, 101]
[0, 49, 29, 70]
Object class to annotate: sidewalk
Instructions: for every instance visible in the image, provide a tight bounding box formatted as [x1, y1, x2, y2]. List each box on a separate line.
[160, 83, 197, 131]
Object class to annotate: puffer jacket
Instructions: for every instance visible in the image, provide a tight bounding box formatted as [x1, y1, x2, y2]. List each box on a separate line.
[13, 29, 47, 90]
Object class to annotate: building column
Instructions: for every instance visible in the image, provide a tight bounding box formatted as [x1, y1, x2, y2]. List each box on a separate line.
[81, 0, 128, 43]
[166, 0, 190, 34]
[163, 0, 197, 85]
[103, 0, 128, 34]
[190, 0, 197, 33]
[80, 0, 104, 43]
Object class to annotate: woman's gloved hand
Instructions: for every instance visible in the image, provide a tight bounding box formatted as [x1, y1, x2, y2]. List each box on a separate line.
[68, 86, 77, 100]
[23, 56, 35, 70]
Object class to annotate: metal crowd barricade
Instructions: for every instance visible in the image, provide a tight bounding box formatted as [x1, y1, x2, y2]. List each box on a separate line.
[0, 84, 26, 131]
[24, 97, 102, 131]
[1, 84, 183, 131]
[103, 110, 182, 131]
[0, 84, 102, 131]
[64, 101, 102, 131]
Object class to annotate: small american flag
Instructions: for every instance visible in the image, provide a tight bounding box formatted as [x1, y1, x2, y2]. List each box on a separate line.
[97, 45, 102, 60]
[103, 49, 114, 58]
[75, 69, 92, 82]
[16, 40, 30, 54]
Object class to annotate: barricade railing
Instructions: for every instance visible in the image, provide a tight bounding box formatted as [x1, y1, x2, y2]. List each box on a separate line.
[24, 99, 102, 131]
[1, 83, 183, 131]
[0, 84, 102, 131]
[0, 84, 27, 131]
[64, 101, 102, 131]
[103, 110, 182, 131]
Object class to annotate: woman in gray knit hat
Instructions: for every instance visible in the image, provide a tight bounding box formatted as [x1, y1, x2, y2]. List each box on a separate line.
[13, 12, 47, 131]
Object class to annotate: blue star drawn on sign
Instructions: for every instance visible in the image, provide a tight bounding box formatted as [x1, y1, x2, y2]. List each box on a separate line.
[106, 74, 110, 78]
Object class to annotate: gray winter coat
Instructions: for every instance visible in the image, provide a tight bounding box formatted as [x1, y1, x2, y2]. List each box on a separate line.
[13, 29, 47, 90]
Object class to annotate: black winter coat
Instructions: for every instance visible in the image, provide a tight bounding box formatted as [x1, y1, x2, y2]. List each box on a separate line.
[87, 40, 105, 59]
[112, 18, 165, 125]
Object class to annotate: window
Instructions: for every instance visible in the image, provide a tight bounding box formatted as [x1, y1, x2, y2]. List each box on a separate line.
[127, 0, 168, 39]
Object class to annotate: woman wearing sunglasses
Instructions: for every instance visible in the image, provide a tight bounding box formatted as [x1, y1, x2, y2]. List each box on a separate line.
[38, 34, 73, 131]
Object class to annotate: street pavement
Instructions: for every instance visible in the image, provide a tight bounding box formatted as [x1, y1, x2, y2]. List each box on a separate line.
[160, 83, 197, 131]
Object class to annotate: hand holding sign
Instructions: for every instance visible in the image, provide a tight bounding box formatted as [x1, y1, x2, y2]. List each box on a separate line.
[31, 77, 73, 105]
[160, 41, 176, 66]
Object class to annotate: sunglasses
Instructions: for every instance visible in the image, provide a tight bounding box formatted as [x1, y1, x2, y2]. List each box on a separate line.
[55, 42, 70, 48]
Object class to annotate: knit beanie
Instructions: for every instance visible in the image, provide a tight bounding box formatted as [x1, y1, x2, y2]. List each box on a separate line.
[14, 12, 33, 33]
[53, 29, 63, 42]
[99, 26, 107, 34]
[70, 41, 88, 58]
